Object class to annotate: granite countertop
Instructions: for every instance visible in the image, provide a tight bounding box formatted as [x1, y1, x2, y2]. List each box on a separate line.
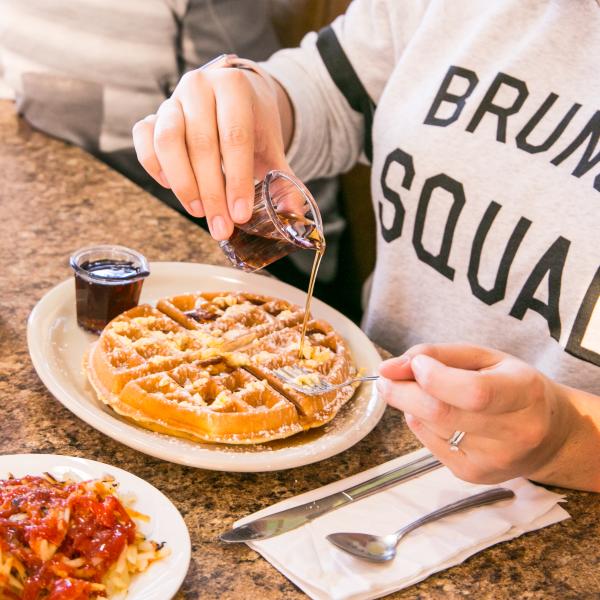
[1, 100, 598, 599]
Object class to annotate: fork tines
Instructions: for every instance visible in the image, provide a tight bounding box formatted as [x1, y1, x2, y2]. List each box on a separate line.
[273, 365, 329, 394]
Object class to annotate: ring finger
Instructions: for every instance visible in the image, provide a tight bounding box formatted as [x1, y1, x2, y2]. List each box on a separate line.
[404, 414, 466, 455]
[381, 379, 482, 434]
[404, 414, 507, 484]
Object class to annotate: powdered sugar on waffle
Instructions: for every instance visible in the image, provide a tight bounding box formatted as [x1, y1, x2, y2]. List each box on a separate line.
[85, 292, 357, 445]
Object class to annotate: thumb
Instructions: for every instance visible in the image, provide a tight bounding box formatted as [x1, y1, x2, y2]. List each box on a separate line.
[402, 343, 503, 371]
[378, 355, 413, 380]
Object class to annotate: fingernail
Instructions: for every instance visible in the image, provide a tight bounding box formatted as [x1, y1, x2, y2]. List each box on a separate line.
[190, 200, 204, 217]
[379, 354, 409, 374]
[233, 198, 250, 222]
[210, 215, 228, 240]
[411, 354, 432, 377]
[381, 354, 408, 367]
[158, 170, 170, 188]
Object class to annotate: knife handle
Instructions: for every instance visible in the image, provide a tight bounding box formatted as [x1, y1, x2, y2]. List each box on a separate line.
[344, 453, 442, 501]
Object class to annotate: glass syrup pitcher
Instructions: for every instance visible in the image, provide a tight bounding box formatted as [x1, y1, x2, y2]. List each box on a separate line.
[219, 170, 325, 272]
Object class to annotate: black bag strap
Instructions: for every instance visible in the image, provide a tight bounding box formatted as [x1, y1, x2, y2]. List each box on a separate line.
[316, 25, 376, 162]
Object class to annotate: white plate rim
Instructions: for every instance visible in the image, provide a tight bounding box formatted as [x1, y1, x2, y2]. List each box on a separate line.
[0, 453, 190, 600]
[27, 262, 385, 472]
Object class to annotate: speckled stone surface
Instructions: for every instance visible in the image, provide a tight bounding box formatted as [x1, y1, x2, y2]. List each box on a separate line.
[1, 101, 599, 599]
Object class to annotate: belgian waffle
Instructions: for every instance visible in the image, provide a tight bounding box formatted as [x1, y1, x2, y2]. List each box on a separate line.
[86, 292, 358, 444]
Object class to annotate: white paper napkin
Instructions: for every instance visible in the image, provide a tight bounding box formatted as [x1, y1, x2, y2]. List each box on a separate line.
[237, 449, 569, 600]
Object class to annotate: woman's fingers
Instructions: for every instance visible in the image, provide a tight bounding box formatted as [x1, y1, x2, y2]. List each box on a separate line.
[378, 355, 412, 380]
[213, 69, 255, 224]
[384, 343, 560, 485]
[133, 61, 293, 239]
[132, 115, 169, 188]
[379, 343, 502, 382]
[153, 98, 203, 217]
[379, 374, 527, 441]
[380, 379, 481, 436]
[410, 353, 527, 414]
[404, 343, 503, 371]
[175, 71, 231, 239]
[404, 415, 511, 484]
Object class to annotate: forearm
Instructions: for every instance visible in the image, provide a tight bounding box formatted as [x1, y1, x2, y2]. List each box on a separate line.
[261, 43, 363, 181]
[530, 384, 600, 492]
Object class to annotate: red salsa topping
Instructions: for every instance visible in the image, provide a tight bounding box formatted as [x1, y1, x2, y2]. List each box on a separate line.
[0, 476, 136, 599]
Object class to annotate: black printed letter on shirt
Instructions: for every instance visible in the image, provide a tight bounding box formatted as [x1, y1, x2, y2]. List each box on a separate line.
[413, 174, 465, 281]
[516, 93, 581, 154]
[379, 148, 414, 243]
[468, 201, 532, 305]
[424, 66, 479, 127]
[565, 266, 600, 366]
[551, 110, 600, 192]
[509, 236, 571, 341]
[466, 72, 528, 142]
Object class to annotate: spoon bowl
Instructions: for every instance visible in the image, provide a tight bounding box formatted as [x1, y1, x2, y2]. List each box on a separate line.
[326, 487, 515, 562]
[327, 532, 399, 562]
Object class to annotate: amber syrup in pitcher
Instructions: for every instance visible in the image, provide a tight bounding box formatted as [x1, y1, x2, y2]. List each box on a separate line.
[222, 212, 319, 271]
[74, 259, 146, 333]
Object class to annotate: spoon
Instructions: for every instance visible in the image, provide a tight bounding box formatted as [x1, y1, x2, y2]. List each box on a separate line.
[326, 487, 515, 562]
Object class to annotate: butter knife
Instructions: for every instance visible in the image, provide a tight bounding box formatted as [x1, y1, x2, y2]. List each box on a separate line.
[220, 453, 441, 542]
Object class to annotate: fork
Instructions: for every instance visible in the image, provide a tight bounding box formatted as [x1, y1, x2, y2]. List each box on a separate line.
[273, 365, 379, 395]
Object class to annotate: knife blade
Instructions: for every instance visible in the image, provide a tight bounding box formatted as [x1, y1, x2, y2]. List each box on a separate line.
[220, 453, 441, 543]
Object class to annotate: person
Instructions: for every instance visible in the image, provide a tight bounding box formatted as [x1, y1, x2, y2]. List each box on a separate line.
[132, 0, 600, 492]
[0, 0, 345, 297]
[0, 0, 282, 216]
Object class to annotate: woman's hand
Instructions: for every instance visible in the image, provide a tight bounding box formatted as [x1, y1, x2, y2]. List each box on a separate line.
[377, 343, 576, 485]
[132, 57, 294, 241]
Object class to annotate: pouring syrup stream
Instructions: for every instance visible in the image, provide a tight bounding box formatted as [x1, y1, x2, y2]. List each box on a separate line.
[298, 228, 325, 358]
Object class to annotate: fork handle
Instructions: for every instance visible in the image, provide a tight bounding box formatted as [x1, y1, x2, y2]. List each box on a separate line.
[328, 375, 379, 392]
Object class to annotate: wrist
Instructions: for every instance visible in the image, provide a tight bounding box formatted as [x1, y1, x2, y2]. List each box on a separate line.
[528, 381, 598, 490]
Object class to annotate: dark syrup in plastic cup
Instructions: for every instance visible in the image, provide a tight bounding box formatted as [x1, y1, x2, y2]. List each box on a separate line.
[70, 245, 150, 333]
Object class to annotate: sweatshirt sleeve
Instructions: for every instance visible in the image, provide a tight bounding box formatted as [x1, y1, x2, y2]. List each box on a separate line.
[261, 0, 431, 181]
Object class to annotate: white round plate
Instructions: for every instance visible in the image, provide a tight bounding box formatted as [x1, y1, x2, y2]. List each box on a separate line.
[0, 453, 190, 600]
[27, 262, 385, 472]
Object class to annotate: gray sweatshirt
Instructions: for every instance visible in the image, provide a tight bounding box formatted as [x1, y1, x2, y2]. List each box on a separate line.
[263, 0, 600, 393]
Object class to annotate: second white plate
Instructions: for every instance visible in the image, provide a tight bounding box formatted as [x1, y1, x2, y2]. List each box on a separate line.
[27, 262, 385, 472]
[0, 453, 190, 600]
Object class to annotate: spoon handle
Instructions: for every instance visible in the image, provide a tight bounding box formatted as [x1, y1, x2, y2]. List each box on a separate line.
[396, 487, 515, 538]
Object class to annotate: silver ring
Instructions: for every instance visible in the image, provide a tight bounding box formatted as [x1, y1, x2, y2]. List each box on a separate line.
[448, 430, 466, 452]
